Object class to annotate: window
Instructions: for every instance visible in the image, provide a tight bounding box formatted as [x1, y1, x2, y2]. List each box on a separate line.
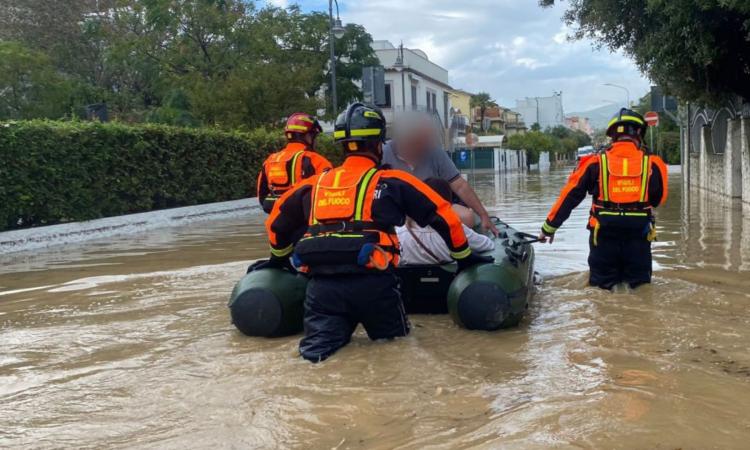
[443, 92, 449, 128]
[426, 90, 437, 112]
[411, 84, 418, 109]
[383, 82, 392, 108]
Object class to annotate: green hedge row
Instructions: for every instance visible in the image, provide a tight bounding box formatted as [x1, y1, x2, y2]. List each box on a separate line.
[0, 120, 341, 231]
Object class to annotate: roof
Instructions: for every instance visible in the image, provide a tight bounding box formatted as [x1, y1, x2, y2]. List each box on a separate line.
[383, 66, 453, 90]
[451, 89, 475, 96]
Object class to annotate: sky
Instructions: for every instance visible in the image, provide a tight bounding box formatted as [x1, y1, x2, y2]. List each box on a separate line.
[268, 0, 651, 114]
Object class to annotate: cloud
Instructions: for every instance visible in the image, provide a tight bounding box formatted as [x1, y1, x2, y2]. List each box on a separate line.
[335, 0, 650, 113]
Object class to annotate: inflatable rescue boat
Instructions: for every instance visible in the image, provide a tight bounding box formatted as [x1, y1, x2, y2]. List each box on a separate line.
[228, 219, 535, 337]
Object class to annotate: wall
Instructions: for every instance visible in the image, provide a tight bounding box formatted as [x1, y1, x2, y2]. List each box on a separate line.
[494, 148, 526, 172]
[451, 91, 472, 119]
[451, 148, 526, 173]
[533, 151, 551, 171]
[685, 116, 750, 204]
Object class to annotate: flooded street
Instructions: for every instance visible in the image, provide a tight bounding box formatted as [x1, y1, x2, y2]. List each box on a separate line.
[2, 166, 749, 449]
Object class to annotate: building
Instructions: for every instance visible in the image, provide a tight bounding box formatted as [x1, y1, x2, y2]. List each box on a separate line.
[373, 40, 453, 138]
[501, 108, 527, 136]
[515, 93, 564, 130]
[450, 89, 473, 123]
[470, 106, 527, 136]
[472, 105, 505, 133]
[447, 89, 473, 146]
[565, 115, 594, 136]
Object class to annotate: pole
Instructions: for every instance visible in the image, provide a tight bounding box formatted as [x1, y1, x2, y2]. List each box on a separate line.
[328, 0, 337, 117]
[686, 102, 691, 188]
[400, 70, 406, 112]
[400, 44, 405, 112]
[649, 125, 655, 155]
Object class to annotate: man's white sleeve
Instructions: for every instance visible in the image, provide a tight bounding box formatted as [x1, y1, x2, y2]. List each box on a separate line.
[463, 225, 494, 253]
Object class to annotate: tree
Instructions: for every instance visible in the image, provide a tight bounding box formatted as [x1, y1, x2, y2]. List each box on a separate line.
[470, 92, 498, 132]
[633, 93, 681, 164]
[329, 23, 380, 116]
[547, 125, 592, 148]
[0, 42, 72, 119]
[0, 0, 378, 127]
[283, 11, 379, 117]
[0, 1, 114, 77]
[506, 130, 560, 165]
[145, 89, 198, 127]
[540, 0, 750, 104]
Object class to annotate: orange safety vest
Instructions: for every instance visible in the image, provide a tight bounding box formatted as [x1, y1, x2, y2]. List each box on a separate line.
[263, 149, 306, 197]
[589, 142, 654, 243]
[293, 165, 400, 274]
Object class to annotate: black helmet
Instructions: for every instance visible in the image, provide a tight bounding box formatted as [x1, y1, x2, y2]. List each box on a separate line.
[606, 108, 647, 139]
[334, 103, 386, 148]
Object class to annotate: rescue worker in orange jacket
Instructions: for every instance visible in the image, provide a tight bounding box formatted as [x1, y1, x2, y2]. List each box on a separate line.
[259, 103, 491, 362]
[538, 108, 668, 289]
[256, 112, 333, 213]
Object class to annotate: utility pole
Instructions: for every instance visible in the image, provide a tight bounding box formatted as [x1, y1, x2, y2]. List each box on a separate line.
[328, 0, 345, 117]
[393, 42, 406, 113]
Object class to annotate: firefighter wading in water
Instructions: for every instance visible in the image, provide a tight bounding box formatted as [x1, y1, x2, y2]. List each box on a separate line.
[539, 108, 668, 289]
[257, 113, 333, 213]
[260, 103, 492, 362]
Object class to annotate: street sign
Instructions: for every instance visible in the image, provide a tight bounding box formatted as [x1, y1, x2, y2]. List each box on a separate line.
[644, 111, 659, 127]
[650, 86, 677, 112]
[362, 66, 386, 106]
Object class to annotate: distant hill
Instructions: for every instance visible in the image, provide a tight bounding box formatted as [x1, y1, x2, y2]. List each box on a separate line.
[567, 103, 620, 130]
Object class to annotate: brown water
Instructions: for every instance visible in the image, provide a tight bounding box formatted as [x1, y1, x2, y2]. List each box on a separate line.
[2, 167, 749, 449]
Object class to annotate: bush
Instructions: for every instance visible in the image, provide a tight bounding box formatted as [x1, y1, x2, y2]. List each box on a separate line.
[0, 120, 341, 230]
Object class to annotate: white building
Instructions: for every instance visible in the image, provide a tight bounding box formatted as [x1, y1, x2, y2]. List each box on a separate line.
[515, 92, 564, 130]
[372, 40, 453, 134]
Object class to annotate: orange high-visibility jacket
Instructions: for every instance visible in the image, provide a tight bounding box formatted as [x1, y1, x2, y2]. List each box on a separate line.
[542, 141, 668, 237]
[257, 142, 332, 213]
[266, 155, 470, 274]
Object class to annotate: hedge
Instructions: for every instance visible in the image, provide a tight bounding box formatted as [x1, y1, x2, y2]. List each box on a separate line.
[0, 120, 341, 231]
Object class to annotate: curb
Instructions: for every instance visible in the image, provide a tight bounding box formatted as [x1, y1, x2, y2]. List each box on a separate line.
[0, 198, 261, 255]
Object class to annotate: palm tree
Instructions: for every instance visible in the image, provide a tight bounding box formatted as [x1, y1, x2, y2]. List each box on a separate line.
[470, 92, 498, 132]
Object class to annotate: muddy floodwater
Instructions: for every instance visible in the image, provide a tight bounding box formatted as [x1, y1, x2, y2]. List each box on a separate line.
[2, 167, 750, 449]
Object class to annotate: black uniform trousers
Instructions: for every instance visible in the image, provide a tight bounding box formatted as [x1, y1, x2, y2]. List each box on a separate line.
[588, 232, 652, 290]
[299, 272, 410, 363]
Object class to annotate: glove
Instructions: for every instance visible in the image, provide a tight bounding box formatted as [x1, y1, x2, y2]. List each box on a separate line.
[539, 223, 556, 244]
[456, 251, 494, 272]
[247, 255, 296, 274]
[538, 230, 555, 244]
